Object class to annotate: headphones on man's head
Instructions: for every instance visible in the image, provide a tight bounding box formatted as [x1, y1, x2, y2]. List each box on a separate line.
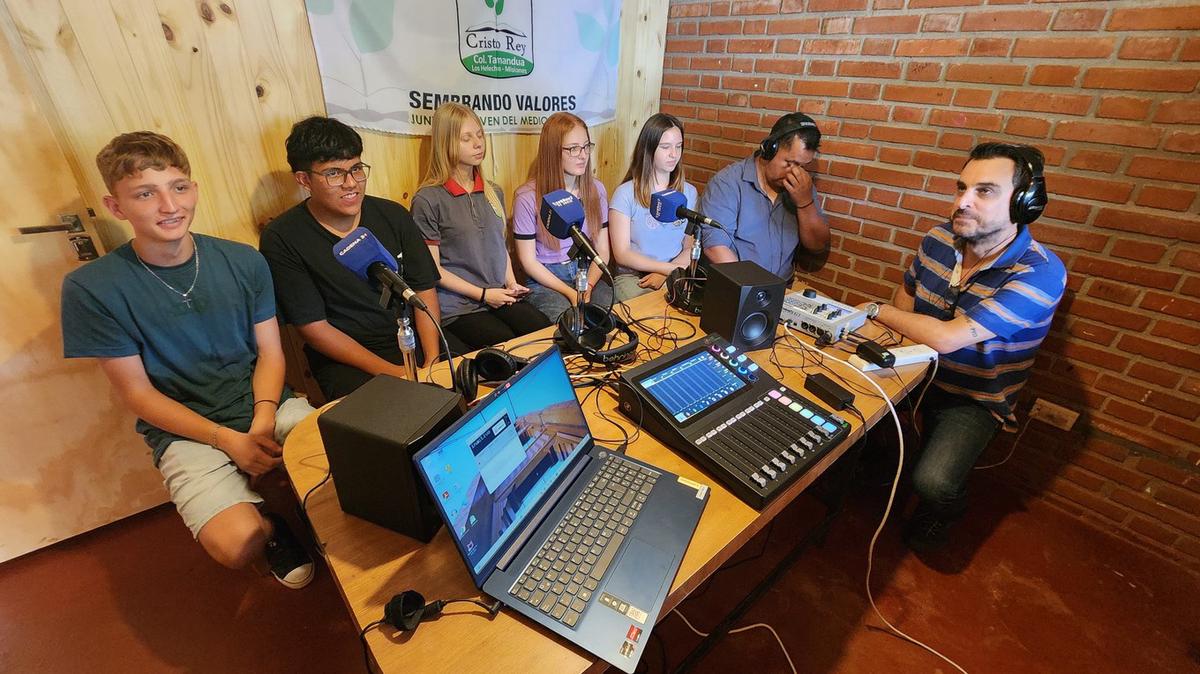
[555, 303, 639, 365]
[1007, 145, 1048, 226]
[452, 347, 530, 402]
[759, 113, 820, 161]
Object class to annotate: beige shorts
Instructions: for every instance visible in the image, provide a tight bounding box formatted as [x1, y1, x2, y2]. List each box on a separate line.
[157, 397, 315, 538]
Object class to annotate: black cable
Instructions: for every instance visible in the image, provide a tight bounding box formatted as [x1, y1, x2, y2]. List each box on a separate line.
[772, 331, 880, 400]
[570, 368, 644, 447]
[845, 403, 866, 427]
[359, 619, 384, 673]
[685, 519, 778, 602]
[602, 272, 617, 318]
[613, 297, 696, 355]
[441, 597, 502, 613]
[597, 375, 645, 447]
[654, 630, 667, 674]
[417, 303, 457, 393]
[298, 468, 332, 555]
[360, 598, 501, 672]
[505, 335, 556, 354]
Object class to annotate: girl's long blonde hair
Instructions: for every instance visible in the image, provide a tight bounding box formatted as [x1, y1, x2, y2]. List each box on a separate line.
[418, 102, 504, 219]
[527, 112, 602, 249]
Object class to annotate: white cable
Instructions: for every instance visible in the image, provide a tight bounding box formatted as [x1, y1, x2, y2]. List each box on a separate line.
[786, 332, 969, 674]
[905, 357, 938, 441]
[911, 357, 939, 414]
[974, 415, 1032, 471]
[672, 610, 797, 674]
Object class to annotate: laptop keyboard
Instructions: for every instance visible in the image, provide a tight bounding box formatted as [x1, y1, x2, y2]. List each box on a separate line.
[508, 455, 659, 628]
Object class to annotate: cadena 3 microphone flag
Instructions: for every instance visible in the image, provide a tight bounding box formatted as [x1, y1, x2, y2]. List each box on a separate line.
[305, 0, 623, 135]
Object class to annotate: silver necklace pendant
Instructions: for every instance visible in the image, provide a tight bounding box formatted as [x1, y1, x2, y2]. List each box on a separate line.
[136, 234, 201, 308]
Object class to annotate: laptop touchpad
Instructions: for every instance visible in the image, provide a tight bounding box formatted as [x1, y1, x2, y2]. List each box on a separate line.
[604, 537, 675, 609]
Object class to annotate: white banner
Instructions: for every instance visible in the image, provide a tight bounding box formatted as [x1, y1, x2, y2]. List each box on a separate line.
[305, 0, 623, 135]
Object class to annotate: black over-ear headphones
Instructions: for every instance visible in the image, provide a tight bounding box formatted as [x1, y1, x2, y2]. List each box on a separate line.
[380, 590, 502, 633]
[555, 303, 639, 365]
[759, 113, 819, 161]
[453, 347, 530, 402]
[666, 266, 705, 315]
[1008, 145, 1047, 226]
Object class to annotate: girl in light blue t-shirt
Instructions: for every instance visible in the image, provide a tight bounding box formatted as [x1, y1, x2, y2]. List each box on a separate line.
[608, 113, 699, 302]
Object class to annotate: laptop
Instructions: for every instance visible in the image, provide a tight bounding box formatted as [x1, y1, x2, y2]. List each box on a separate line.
[413, 346, 709, 672]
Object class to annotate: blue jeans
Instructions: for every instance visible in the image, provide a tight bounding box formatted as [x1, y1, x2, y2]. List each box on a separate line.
[526, 260, 614, 321]
[911, 385, 1001, 520]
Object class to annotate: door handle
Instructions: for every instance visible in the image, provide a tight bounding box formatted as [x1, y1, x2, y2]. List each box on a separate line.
[18, 214, 85, 235]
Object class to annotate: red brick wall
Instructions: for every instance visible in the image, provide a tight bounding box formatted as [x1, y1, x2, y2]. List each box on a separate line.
[662, 0, 1200, 572]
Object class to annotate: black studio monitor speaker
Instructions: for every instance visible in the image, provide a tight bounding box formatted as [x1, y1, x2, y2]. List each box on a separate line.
[700, 261, 786, 352]
[317, 375, 465, 542]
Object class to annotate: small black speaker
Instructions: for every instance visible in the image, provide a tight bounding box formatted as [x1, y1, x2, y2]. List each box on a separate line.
[699, 261, 786, 351]
[317, 376, 465, 542]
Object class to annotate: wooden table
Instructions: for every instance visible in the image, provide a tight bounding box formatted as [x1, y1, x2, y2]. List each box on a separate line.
[282, 289, 930, 673]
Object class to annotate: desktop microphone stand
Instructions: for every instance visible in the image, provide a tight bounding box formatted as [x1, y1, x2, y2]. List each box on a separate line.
[378, 285, 419, 381]
[669, 221, 706, 315]
[568, 244, 593, 337]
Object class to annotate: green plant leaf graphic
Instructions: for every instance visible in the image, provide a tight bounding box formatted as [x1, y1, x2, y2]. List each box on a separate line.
[575, 11, 604, 53]
[307, 0, 334, 15]
[349, 0, 393, 53]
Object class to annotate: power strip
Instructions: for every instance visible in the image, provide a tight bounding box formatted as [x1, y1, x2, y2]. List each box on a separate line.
[848, 344, 938, 372]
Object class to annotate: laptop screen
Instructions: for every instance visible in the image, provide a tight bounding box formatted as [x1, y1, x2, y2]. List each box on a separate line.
[414, 346, 591, 579]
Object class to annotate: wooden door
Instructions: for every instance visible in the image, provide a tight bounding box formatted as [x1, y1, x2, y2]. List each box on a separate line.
[0, 19, 165, 563]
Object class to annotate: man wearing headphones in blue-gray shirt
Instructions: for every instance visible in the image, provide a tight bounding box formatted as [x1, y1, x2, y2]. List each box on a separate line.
[699, 112, 831, 281]
[866, 142, 1065, 552]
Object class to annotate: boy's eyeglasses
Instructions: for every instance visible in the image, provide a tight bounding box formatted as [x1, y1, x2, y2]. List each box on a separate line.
[309, 163, 371, 186]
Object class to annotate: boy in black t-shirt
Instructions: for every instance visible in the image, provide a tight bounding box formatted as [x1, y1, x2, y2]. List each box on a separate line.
[61, 132, 315, 588]
[260, 117, 445, 400]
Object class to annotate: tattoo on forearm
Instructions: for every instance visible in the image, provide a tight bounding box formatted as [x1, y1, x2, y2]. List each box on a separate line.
[969, 324, 979, 338]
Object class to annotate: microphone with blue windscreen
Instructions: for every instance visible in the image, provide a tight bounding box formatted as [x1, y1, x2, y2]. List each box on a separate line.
[332, 227, 426, 310]
[539, 190, 613, 282]
[649, 189, 726, 233]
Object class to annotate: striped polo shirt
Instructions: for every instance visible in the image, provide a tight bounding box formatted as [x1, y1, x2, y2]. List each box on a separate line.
[904, 222, 1066, 429]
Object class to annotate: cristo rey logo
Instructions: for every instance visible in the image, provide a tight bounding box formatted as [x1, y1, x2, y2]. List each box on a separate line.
[457, 0, 534, 79]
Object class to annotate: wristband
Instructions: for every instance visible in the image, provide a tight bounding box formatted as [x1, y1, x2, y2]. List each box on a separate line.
[480, 287, 487, 303]
[253, 399, 279, 408]
[209, 424, 223, 450]
[796, 200, 814, 209]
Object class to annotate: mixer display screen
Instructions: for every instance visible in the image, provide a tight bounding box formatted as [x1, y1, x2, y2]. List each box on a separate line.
[638, 351, 746, 423]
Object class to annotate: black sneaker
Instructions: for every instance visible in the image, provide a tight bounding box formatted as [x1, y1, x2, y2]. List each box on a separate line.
[902, 503, 955, 551]
[902, 513, 951, 553]
[264, 513, 315, 589]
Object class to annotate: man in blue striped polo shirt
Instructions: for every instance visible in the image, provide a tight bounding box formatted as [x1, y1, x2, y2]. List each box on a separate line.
[865, 143, 1066, 552]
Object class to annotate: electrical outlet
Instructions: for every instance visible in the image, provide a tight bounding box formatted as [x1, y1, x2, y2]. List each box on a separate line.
[1029, 398, 1079, 431]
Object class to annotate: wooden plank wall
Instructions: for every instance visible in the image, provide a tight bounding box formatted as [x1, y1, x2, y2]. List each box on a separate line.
[0, 16, 166, 564]
[2, 0, 668, 251]
[0, 0, 665, 554]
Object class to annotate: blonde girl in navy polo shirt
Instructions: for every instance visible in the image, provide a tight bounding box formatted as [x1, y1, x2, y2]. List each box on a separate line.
[412, 103, 550, 351]
[511, 112, 614, 320]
